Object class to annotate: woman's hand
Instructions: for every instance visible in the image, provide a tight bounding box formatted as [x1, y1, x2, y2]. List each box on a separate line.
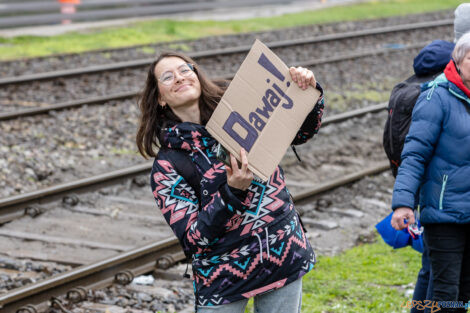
[226, 148, 253, 191]
[289, 66, 317, 90]
[391, 207, 415, 230]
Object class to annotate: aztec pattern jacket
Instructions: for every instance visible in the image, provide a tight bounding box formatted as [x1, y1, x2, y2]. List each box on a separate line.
[151, 86, 324, 306]
[392, 61, 470, 224]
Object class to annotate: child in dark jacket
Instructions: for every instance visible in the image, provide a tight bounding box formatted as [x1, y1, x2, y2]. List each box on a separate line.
[136, 52, 324, 312]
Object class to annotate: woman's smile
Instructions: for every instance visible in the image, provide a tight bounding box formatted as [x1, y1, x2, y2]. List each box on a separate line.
[175, 83, 192, 92]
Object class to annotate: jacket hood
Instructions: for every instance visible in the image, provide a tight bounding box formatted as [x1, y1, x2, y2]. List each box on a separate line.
[413, 40, 454, 77]
[444, 60, 470, 98]
[420, 67, 470, 105]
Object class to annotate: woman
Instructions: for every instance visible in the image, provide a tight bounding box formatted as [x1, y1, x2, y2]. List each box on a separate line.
[391, 32, 470, 312]
[136, 52, 324, 313]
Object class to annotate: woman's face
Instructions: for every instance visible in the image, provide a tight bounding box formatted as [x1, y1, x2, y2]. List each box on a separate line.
[458, 50, 470, 88]
[155, 56, 202, 111]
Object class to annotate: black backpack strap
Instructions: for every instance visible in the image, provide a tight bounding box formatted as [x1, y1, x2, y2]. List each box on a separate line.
[383, 77, 422, 177]
[158, 148, 202, 204]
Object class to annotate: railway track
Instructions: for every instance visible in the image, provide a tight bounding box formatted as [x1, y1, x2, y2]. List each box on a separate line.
[0, 10, 452, 75]
[1, 21, 427, 199]
[0, 102, 387, 225]
[0, 159, 391, 313]
[0, 42, 418, 121]
[0, 69, 396, 313]
[0, 16, 431, 311]
[0, 46, 417, 198]
[0, 19, 452, 87]
[0, 99, 391, 310]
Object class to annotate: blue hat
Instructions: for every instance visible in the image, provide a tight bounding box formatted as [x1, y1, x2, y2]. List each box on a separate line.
[413, 40, 455, 77]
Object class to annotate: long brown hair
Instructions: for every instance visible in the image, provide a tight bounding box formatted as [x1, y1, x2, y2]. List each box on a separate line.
[136, 52, 226, 158]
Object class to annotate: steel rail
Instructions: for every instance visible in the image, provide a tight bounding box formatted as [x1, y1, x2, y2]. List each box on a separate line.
[0, 40, 420, 121]
[0, 161, 390, 313]
[0, 102, 388, 224]
[0, 19, 452, 86]
[0, 237, 182, 313]
[292, 161, 390, 201]
[0, 162, 152, 224]
[0, 91, 137, 121]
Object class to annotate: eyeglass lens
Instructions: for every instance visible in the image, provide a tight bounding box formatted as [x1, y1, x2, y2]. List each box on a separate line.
[160, 63, 194, 85]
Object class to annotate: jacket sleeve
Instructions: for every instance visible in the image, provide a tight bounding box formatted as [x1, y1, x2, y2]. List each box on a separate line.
[150, 158, 247, 256]
[391, 90, 445, 210]
[291, 83, 325, 145]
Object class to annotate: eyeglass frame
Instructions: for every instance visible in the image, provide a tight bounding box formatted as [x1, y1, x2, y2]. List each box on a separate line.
[157, 63, 196, 86]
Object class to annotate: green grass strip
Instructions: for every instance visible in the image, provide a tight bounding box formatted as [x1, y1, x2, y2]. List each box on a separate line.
[0, 0, 465, 60]
[300, 235, 421, 313]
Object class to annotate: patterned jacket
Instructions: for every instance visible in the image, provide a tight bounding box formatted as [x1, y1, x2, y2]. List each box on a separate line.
[150, 87, 324, 306]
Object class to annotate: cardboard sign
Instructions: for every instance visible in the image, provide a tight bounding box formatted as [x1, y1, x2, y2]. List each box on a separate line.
[206, 39, 321, 181]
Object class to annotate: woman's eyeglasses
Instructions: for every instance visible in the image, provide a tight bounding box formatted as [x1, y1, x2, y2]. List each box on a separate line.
[158, 63, 195, 85]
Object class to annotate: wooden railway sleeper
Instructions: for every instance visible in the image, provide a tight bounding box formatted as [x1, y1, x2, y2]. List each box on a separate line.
[114, 270, 134, 285]
[66, 286, 88, 303]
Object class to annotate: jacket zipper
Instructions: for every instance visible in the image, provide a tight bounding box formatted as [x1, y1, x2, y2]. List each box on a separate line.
[439, 174, 448, 210]
[448, 88, 470, 105]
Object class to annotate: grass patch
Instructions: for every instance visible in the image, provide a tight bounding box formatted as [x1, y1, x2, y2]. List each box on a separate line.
[0, 0, 465, 60]
[301, 235, 420, 313]
[327, 89, 391, 111]
[326, 79, 398, 112]
[139, 46, 157, 55]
